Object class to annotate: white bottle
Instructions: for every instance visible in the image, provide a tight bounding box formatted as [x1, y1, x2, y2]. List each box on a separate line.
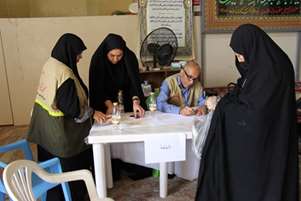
[141, 80, 152, 97]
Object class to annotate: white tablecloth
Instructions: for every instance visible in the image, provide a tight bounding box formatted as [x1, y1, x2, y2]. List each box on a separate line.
[107, 112, 201, 181]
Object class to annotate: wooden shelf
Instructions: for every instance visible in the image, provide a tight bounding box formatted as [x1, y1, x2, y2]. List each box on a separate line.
[139, 68, 181, 74]
[139, 68, 180, 89]
[139, 67, 231, 96]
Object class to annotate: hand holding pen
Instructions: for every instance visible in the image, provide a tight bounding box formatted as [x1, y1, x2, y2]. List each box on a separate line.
[180, 106, 194, 116]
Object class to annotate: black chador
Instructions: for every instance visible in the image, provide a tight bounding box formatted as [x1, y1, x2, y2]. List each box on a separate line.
[195, 24, 298, 201]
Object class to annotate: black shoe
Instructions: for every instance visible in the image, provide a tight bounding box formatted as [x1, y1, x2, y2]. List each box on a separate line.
[123, 162, 153, 180]
[168, 173, 176, 179]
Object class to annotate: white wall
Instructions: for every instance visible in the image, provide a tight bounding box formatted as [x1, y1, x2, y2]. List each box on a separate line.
[0, 16, 141, 125]
[202, 32, 299, 87]
[0, 31, 13, 125]
[0, 16, 299, 125]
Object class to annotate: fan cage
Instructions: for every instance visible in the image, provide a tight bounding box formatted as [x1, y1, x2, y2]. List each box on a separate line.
[140, 27, 178, 70]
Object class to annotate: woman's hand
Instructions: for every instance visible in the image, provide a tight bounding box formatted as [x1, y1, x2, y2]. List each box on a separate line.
[133, 100, 145, 118]
[93, 110, 107, 123]
[205, 96, 218, 111]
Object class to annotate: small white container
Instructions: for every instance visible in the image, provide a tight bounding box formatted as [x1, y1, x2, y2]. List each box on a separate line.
[141, 80, 152, 97]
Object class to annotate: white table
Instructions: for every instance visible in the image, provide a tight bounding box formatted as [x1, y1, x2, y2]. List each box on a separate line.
[87, 111, 198, 199]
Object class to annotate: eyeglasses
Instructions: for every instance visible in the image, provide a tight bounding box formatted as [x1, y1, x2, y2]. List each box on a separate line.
[182, 68, 199, 82]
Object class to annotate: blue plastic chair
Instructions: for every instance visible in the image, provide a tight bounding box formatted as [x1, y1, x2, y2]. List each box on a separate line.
[0, 139, 72, 201]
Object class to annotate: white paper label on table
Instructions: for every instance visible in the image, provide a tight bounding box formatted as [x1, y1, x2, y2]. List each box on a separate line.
[144, 133, 186, 164]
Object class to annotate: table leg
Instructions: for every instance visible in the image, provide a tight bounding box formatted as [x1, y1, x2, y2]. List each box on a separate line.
[160, 162, 168, 198]
[104, 144, 113, 188]
[92, 143, 106, 198]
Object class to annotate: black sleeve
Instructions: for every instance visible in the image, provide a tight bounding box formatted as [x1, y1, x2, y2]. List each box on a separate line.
[128, 51, 147, 109]
[104, 78, 117, 102]
[89, 57, 107, 112]
[56, 78, 80, 118]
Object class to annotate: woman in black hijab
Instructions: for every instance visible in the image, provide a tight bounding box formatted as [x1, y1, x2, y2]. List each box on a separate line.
[89, 33, 153, 180]
[195, 24, 298, 201]
[89, 33, 146, 122]
[27, 33, 97, 201]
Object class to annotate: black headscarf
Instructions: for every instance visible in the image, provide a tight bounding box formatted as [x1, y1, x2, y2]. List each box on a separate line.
[51, 33, 88, 95]
[89, 33, 145, 112]
[195, 24, 298, 201]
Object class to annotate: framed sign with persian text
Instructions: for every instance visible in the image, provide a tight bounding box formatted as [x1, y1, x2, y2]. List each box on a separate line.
[139, 0, 193, 58]
[203, 0, 301, 32]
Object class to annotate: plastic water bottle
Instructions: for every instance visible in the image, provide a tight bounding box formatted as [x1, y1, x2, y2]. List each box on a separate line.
[148, 92, 157, 112]
[118, 90, 124, 113]
[112, 102, 121, 126]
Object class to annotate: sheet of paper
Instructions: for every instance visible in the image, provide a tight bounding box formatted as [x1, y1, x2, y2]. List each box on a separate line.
[90, 111, 205, 132]
[144, 133, 186, 164]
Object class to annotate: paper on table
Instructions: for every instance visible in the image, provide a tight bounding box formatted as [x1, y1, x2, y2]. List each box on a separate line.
[144, 133, 186, 164]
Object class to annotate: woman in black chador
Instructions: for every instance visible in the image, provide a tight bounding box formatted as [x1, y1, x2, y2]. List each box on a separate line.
[89, 33, 152, 180]
[195, 24, 298, 201]
[89, 33, 145, 122]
